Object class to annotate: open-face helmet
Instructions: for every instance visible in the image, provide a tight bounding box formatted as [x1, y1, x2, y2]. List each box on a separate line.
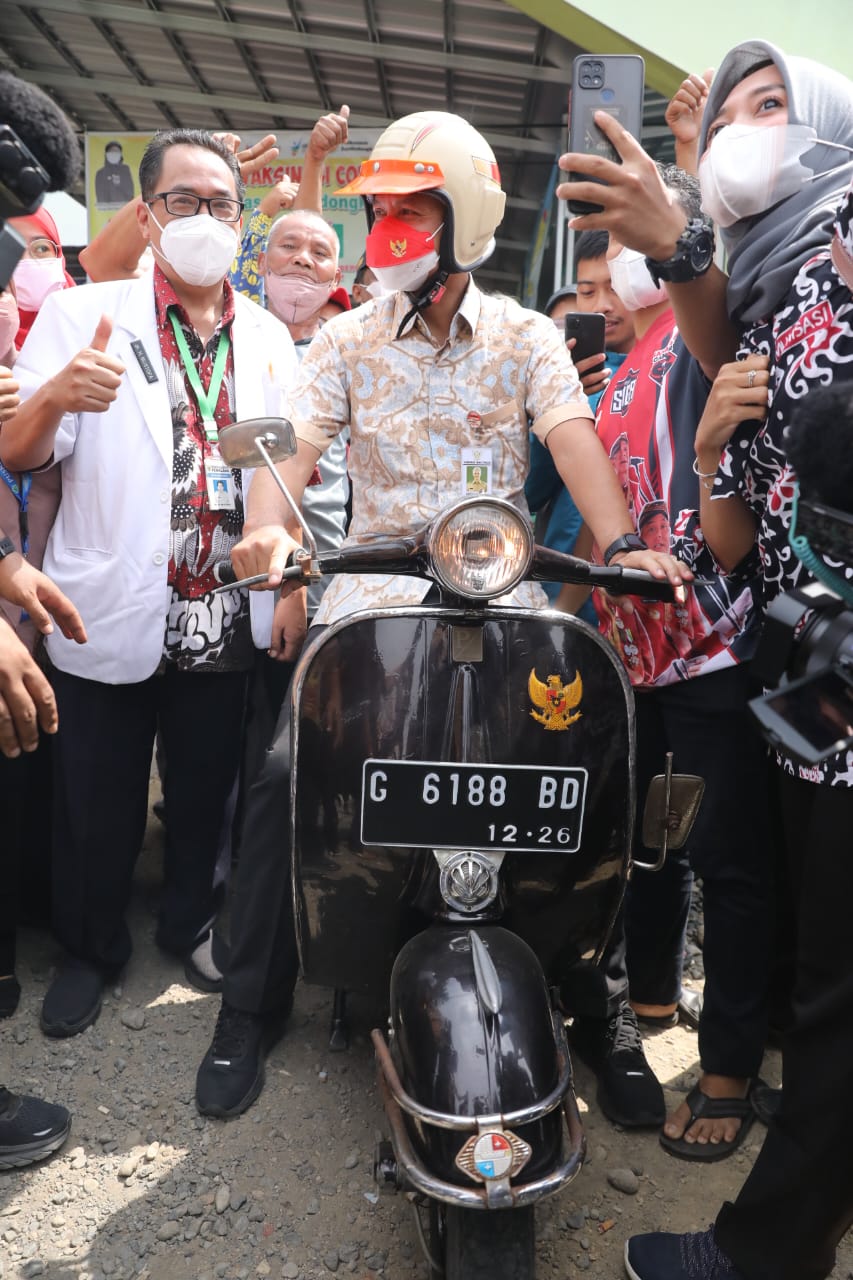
[336, 111, 505, 274]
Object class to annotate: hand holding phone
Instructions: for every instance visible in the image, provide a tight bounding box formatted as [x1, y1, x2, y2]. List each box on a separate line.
[565, 54, 645, 215]
[564, 312, 606, 366]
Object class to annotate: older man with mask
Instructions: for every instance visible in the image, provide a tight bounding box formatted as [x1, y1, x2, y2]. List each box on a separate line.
[228, 205, 351, 784]
[1, 128, 296, 1037]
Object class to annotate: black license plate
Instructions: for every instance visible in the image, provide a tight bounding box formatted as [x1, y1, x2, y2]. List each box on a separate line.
[360, 759, 588, 853]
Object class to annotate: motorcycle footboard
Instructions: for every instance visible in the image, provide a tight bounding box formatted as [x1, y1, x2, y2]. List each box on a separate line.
[371, 1013, 585, 1210]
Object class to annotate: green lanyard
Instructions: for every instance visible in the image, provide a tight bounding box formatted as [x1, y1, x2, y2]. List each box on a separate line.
[168, 309, 230, 444]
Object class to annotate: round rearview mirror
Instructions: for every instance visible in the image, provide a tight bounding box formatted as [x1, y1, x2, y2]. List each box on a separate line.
[216, 417, 297, 468]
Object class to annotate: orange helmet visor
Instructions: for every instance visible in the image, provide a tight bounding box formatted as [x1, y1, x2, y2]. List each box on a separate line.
[335, 157, 446, 197]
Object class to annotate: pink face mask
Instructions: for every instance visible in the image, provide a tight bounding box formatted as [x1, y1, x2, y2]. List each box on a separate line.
[0, 291, 20, 356]
[11, 257, 66, 312]
[265, 272, 333, 324]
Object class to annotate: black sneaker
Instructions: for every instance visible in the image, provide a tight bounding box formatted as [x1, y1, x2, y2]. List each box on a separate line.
[0, 1088, 72, 1169]
[40, 961, 106, 1038]
[570, 1001, 665, 1128]
[625, 1227, 746, 1279]
[195, 1001, 290, 1118]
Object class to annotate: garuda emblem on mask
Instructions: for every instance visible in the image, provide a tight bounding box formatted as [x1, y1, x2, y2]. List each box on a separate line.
[390, 238, 407, 258]
[528, 669, 583, 730]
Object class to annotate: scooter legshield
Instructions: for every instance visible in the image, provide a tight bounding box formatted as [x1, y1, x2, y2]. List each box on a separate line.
[389, 924, 565, 1186]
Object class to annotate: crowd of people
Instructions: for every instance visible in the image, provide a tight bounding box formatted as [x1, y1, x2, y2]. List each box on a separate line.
[1, 35, 852, 1280]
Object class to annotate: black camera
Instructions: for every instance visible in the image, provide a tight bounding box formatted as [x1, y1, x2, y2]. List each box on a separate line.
[750, 499, 853, 765]
[0, 123, 51, 292]
[578, 59, 605, 90]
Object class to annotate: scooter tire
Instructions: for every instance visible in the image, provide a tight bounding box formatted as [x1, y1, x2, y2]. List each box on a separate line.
[433, 1203, 536, 1279]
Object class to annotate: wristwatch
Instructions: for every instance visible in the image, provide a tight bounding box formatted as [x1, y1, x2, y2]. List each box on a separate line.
[602, 532, 646, 565]
[0, 536, 17, 561]
[646, 218, 715, 287]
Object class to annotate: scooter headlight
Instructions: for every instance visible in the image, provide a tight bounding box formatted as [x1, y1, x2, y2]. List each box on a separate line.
[428, 499, 534, 600]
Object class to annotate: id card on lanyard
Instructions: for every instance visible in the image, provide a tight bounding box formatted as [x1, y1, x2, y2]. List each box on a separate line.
[169, 310, 235, 510]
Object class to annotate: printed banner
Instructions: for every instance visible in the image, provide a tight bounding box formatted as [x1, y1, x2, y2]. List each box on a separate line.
[84, 127, 382, 287]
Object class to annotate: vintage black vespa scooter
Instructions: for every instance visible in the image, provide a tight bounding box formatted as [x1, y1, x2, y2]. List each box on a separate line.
[217, 419, 702, 1280]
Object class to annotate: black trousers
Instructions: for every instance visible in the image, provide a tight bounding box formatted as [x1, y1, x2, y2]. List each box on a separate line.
[576, 665, 772, 1079]
[0, 735, 53, 974]
[224, 653, 300, 1014]
[716, 772, 853, 1280]
[50, 664, 248, 972]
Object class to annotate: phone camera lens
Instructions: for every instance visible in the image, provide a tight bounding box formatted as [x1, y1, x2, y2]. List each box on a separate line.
[592, 75, 603, 88]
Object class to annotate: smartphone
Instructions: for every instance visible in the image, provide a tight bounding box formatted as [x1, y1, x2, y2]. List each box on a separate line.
[567, 54, 645, 215]
[565, 312, 606, 371]
[749, 664, 853, 764]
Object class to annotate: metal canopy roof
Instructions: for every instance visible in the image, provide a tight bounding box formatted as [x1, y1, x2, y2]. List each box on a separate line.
[1, 0, 673, 296]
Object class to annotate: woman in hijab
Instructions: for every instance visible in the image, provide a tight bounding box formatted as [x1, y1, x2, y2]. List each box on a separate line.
[616, 40, 853, 1280]
[8, 206, 76, 351]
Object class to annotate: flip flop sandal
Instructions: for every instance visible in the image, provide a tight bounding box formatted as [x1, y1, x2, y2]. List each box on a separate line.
[659, 1083, 754, 1162]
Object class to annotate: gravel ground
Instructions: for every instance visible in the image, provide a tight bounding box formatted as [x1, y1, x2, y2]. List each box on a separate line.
[2, 808, 850, 1280]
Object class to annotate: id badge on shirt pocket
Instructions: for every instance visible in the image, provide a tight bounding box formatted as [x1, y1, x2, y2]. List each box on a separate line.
[461, 446, 493, 496]
[205, 458, 236, 511]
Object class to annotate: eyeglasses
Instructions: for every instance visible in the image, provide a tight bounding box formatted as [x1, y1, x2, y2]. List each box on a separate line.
[148, 191, 244, 223]
[25, 237, 60, 260]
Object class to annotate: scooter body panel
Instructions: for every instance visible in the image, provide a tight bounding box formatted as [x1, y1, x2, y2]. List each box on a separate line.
[389, 924, 565, 1185]
[291, 606, 634, 992]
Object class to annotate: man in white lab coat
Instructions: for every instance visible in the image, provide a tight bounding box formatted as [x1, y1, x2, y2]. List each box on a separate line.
[3, 128, 297, 1037]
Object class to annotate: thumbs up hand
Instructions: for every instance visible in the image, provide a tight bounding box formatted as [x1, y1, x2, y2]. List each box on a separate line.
[306, 105, 350, 162]
[50, 314, 126, 414]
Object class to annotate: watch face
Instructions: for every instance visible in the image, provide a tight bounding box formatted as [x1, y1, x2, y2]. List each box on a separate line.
[690, 231, 714, 273]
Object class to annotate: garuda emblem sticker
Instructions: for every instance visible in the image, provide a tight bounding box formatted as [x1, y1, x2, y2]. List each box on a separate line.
[528, 668, 583, 731]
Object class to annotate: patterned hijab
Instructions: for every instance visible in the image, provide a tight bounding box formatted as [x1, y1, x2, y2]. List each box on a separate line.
[698, 40, 853, 325]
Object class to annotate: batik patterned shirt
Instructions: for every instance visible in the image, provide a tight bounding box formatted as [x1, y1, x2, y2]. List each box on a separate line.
[153, 265, 253, 672]
[715, 239, 853, 786]
[290, 282, 593, 626]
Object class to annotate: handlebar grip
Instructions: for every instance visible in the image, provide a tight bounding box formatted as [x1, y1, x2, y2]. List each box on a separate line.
[607, 566, 675, 602]
[213, 559, 237, 585]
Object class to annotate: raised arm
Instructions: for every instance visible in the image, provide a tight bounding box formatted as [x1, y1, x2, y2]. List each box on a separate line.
[556, 111, 738, 379]
[665, 70, 714, 176]
[293, 106, 349, 213]
[79, 197, 147, 282]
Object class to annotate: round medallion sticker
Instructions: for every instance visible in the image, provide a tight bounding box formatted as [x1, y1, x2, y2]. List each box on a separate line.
[472, 1131, 513, 1179]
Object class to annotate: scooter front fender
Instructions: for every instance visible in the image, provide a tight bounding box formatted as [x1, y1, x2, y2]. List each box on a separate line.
[388, 924, 577, 1192]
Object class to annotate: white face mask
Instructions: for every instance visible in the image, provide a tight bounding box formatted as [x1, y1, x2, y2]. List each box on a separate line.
[106, 151, 121, 165]
[699, 122, 823, 228]
[148, 209, 238, 288]
[607, 247, 668, 312]
[265, 273, 332, 325]
[12, 257, 66, 311]
[370, 251, 440, 295]
[365, 277, 389, 299]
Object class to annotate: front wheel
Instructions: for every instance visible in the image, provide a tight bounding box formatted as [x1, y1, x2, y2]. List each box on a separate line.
[430, 1203, 536, 1279]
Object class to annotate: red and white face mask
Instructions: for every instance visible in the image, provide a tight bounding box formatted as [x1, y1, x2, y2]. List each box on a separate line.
[365, 215, 443, 294]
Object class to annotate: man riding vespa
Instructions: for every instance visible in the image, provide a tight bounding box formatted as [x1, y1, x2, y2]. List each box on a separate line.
[195, 110, 689, 1119]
